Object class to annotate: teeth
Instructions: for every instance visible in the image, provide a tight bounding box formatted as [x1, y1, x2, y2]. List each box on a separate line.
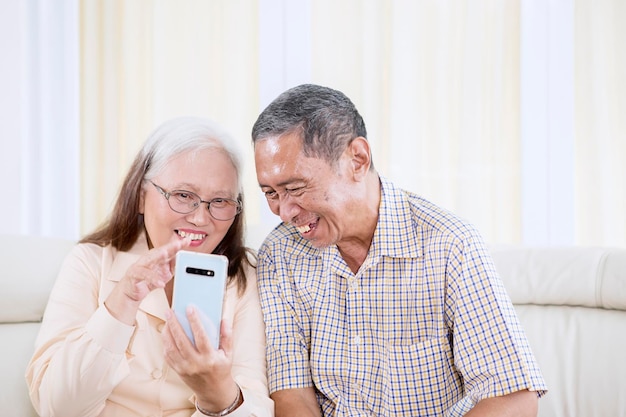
[177, 230, 206, 240]
[296, 224, 311, 233]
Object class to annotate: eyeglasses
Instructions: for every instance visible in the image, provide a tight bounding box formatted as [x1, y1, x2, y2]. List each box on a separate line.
[149, 181, 241, 221]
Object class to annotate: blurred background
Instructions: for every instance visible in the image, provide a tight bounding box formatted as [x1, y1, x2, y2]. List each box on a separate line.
[1, 0, 624, 249]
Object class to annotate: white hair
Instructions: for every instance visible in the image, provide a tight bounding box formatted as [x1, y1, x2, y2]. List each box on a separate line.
[141, 116, 243, 192]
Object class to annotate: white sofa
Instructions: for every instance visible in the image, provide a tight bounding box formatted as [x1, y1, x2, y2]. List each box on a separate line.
[490, 245, 626, 416]
[1, 235, 76, 417]
[2, 234, 625, 416]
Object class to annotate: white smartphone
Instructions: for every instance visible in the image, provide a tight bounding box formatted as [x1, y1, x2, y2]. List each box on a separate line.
[172, 250, 228, 348]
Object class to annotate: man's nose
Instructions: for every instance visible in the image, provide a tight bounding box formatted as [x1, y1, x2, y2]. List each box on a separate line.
[276, 194, 300, 224]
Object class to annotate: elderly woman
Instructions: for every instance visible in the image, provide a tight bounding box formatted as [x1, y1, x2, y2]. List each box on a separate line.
[26, 117, 273, 417]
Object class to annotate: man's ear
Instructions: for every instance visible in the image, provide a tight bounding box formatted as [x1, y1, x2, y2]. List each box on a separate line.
[347, 137, 372, 179]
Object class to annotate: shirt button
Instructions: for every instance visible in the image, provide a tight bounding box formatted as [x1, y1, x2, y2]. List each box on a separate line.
[151, 368, 163, 379]
[352, 335, 361, 345]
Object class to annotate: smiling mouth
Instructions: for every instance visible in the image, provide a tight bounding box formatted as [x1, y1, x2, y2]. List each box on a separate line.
[176, 230, 207, 241]
[295, 218, 318, 235]
[296, 224, 311, 233]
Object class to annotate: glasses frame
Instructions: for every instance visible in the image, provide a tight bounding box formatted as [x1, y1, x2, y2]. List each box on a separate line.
[149, 180, 241, 221]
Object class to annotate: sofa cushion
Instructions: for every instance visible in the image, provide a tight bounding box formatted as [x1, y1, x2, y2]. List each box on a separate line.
[515, 304, 626, 417]
[491, 245, 626, 417]
[0, 235, 75, 323]
[0, 323, 41, 417]
[490, 246, 626, 310]
[0, 234, 75, 417]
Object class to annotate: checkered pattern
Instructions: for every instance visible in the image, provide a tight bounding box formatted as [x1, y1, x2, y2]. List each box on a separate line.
[257, 177, 547, 416]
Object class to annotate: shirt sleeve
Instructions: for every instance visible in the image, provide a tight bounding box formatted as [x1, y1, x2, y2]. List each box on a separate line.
[25, 244, 135, 417]
[256, 240, 314, 394]
[445, 228, 547, 410]
[216, 264, 274, 417]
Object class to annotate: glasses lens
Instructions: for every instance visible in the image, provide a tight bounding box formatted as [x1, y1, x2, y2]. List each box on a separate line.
[209, 199, 241, 221]
[170, 191, 199, 214]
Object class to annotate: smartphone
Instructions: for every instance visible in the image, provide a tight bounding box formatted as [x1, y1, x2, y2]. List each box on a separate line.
[172, 250, 228, 348]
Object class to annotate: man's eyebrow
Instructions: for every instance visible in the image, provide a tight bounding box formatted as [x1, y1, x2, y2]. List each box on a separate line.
[258, 178, 303, 189]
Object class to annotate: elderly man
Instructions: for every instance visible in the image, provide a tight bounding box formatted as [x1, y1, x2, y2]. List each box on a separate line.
[252, 83, 547, 417]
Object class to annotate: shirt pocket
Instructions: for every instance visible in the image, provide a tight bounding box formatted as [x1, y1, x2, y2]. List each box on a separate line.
[384, 334, 459, 414]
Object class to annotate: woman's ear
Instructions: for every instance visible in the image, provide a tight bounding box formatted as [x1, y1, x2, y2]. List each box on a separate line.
[139, 186, 146, 214]
[348, 137, 372, 180]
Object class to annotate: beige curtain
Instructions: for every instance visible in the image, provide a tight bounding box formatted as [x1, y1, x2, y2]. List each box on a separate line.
[310, 1, 521, 243]
[79, 0, 626, 247]
[80, 0, 260, 235]
[575, 0, 626, 247]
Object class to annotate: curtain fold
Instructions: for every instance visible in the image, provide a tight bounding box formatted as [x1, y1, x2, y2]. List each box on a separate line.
[79, 0, 260, 235]
[73, 0, 626, 247]
[575, 0, 626, 246]
[310, 1, 521, 242]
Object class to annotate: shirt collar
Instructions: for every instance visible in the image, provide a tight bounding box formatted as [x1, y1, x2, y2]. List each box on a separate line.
[369, 176, 422, 259]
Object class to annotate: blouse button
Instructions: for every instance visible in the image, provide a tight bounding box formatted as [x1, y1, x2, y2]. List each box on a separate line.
[151, 368, 163, 379]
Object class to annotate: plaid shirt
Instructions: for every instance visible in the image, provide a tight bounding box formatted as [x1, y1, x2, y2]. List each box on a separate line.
[257, 176, 547, 416]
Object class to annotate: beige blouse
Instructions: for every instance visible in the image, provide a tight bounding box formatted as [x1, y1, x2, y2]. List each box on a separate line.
[26, 234, 273, 417]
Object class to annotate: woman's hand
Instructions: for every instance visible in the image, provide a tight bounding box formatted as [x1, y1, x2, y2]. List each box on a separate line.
[104, 237, 191, 325]
[163, 306, 241, 413]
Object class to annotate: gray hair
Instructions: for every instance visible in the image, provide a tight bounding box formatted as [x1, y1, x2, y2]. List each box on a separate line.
[251, 84, 369, 167]
[143, 116, 243, 191]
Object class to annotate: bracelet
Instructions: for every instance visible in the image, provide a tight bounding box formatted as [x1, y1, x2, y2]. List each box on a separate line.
[195, 387, 242, 416]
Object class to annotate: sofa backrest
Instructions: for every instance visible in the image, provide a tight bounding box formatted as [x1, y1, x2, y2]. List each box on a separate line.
[0, 234, 76, 417]
[3, 234, 624, 417]
[491, 246, 626, 417]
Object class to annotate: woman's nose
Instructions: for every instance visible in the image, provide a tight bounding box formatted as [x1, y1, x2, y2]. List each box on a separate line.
[186, 205, 212, 225]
